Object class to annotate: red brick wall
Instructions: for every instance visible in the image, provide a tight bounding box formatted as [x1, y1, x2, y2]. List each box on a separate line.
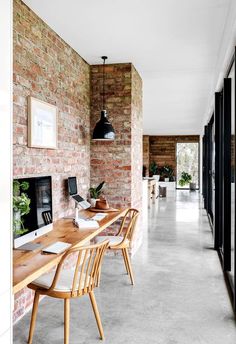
[146, 135, 199, 175]
[13, 0, 90, 217]
[13, 0, 90, 322]
[90, 63, 132, 208]
[90, 63, 143, 253]
[131, 66, 143, 252]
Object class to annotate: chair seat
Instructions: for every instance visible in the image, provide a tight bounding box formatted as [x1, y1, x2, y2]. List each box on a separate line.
[94, 235, 129, 247]
[31, 269, 93, 292]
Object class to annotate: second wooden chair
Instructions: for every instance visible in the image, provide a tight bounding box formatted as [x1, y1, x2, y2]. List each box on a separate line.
[94, 208, 139, 285]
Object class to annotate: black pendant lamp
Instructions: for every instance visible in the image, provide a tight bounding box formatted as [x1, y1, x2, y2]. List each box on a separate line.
[92, 56, 115, 141]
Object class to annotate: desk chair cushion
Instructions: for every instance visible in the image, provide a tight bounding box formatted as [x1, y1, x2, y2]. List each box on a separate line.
[94, 235, 129, 247]
[32, 269, 93, 292]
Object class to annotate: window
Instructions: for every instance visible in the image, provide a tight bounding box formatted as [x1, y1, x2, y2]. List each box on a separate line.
[176, 142, 199, 189]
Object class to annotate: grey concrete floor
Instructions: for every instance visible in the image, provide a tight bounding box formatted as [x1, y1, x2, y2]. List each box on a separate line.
[14, 191, 236, 343]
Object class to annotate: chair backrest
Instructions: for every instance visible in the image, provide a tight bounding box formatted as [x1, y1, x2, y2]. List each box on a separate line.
[48, 240, 109, 297]
[42, 210, 52, 225]
[118, 208, 139, 243]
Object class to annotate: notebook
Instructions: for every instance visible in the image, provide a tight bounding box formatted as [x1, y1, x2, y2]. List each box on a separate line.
[42, 241, 71, 254]
[74, 218, 99, 229]
[91, 213, 107, 221]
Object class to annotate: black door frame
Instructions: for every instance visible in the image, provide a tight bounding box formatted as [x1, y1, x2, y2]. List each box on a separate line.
[212, 52, 236, 311]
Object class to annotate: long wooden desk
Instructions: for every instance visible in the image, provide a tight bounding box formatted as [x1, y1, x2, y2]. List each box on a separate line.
[13, 208, 127, 294]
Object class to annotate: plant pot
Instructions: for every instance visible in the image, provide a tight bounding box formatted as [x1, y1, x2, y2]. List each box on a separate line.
[153, 175, 160, 181]
[164, 178, 169, 182]
[190, 182, 196, 191]
[90, 198, 98, 207]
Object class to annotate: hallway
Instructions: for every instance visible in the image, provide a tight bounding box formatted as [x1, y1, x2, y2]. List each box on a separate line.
[14, 191, 236, 343]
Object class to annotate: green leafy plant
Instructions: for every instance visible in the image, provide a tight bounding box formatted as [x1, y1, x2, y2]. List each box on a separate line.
[160, 165, 174, 178]
[13, 180, 31, 235]
[179, 171, 192, 187]
[89, 181, 105, 199]
[149, 161, 158, 176]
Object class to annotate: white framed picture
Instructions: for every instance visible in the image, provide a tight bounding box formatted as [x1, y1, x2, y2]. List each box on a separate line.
[28, 96, 58, 149]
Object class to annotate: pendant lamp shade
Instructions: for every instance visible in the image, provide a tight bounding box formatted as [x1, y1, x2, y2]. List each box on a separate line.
[92, 110, 115, 140]
[92, 56, 115, 141]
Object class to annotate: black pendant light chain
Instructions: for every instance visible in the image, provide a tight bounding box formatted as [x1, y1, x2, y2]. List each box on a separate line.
[101, 56, 107, 111]
[92, 55, 115, 140]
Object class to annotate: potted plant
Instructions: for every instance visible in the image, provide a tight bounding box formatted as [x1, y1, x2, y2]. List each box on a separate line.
[88, 181, 105, 207]
[161, 165, 174, 182]
[149, 161, 160, 180]
[13, 180, 31, 235]
[179, 171, 193, 189]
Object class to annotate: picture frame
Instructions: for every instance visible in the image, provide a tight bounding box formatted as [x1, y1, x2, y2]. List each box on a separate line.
[28, 96, 58, 149]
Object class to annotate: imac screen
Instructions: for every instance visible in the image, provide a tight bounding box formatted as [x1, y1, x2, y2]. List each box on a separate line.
[14, 176, 52, 238]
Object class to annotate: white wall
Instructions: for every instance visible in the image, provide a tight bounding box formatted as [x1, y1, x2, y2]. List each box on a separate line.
[0, 0, 12, 342]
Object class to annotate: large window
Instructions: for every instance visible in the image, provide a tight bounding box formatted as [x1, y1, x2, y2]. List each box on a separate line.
[229, 62, 235, 287]
[176, 142, 199, 188]
[211, 57, 236, 311]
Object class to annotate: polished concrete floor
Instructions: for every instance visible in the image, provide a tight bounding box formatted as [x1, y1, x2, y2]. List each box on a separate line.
[14, 191, 236, 343]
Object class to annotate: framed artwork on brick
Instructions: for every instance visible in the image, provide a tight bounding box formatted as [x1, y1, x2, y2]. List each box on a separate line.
[28, 96, 58, 149]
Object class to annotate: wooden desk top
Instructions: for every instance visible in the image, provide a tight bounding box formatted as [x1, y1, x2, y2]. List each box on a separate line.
[13, 208, 127, 294]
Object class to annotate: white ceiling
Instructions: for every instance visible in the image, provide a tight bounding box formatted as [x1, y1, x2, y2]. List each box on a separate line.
[23, 0, 236, 135]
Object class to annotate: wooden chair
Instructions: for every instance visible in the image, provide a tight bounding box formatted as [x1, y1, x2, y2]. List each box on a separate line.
[94, 208, 139, 285]
[27, 240, 109, 344]
[41, 210, 52, 225]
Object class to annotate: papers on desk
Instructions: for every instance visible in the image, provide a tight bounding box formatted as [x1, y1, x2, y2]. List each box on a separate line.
[91, 213, 107, 221]
[74, 218, 99, 229]
[73, 213, 107, 229]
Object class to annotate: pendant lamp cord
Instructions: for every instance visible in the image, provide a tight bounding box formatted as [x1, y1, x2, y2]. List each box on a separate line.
[101, 56, 107, 111]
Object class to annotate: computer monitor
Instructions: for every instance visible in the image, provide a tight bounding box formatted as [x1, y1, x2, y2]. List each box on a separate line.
[13, 176, 53, 248]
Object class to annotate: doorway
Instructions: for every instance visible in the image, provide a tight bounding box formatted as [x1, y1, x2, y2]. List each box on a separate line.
[176, 142, 199, 189]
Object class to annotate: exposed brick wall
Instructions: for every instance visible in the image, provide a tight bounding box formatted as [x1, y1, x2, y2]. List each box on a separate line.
[131, 65, 142, 209]
[13, 0, 90, 216]
[90, 63, 132, 208]
[148, 135, 199, 175]
[143, 135, 149, 175]
[131, 66, 143, 253]
[13, 0, 90, 323]
[90, 63, 143, 253]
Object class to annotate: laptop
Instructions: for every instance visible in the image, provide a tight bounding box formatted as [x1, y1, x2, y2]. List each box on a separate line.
[68, 177, 91, 209]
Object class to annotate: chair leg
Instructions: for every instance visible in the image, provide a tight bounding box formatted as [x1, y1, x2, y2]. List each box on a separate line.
[97, 266, 101, 287]
[124, 248, 135, 285]
[28, 291, 40, 344]
[64, 298, 70, 344]
[89, 291, 104, 340]
[122, 249, 129, 274]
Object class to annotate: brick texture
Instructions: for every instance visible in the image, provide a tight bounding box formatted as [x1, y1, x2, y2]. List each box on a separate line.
[90, 63, 132, 208]
[13, 0, 90, 323]
[131, 66, 143, 252]
[144, 135, 199, 176]
[90, 63, 143, 253]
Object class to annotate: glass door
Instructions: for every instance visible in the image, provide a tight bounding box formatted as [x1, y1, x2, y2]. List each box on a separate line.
[176, 142, 199, 189]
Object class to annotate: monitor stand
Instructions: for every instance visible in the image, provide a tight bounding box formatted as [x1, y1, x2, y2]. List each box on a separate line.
[15, 242, 43, 251]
